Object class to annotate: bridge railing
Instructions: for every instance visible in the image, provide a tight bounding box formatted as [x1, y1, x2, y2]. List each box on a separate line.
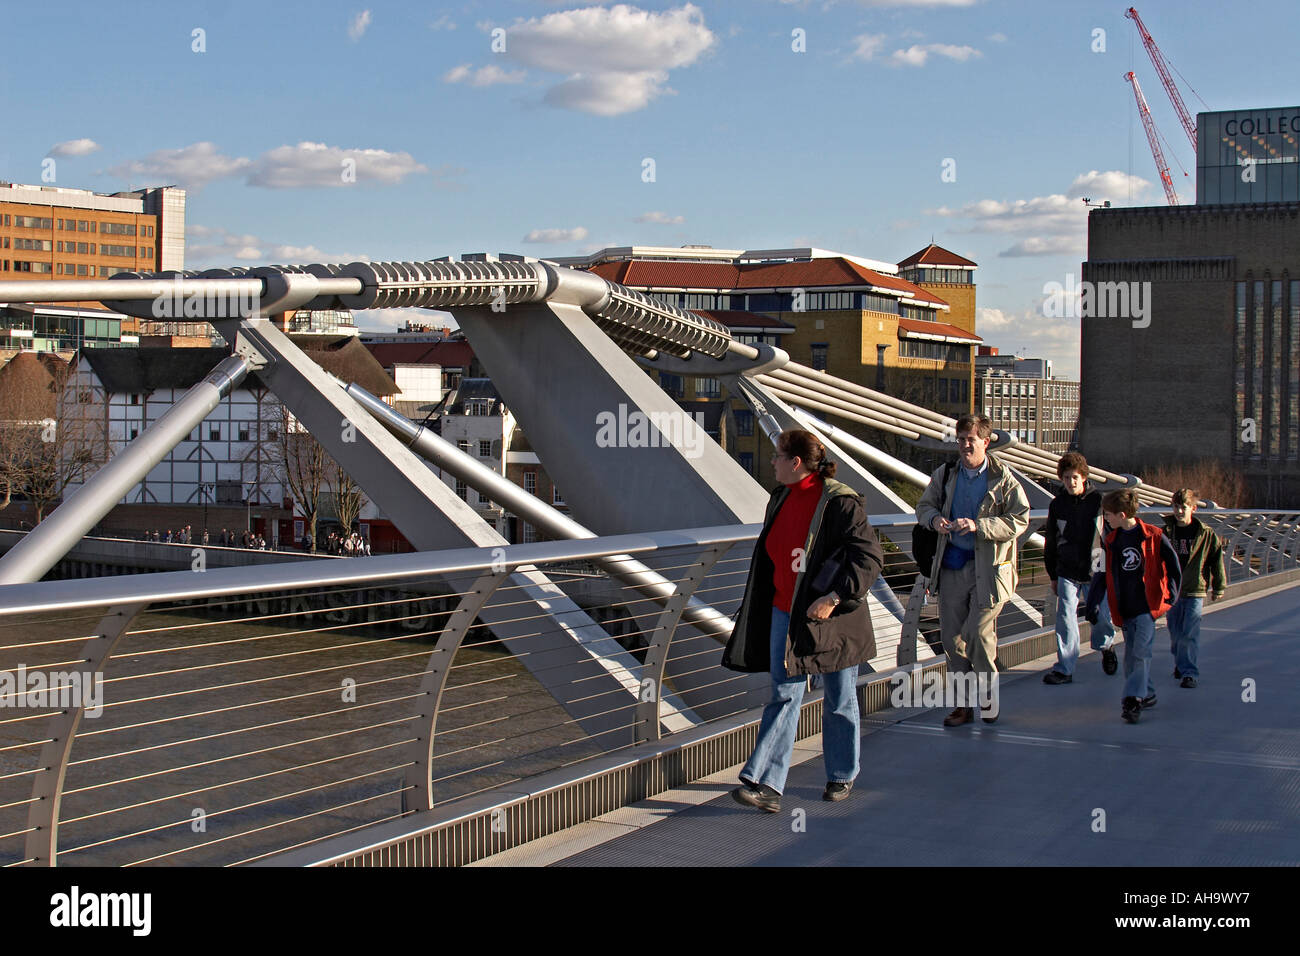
[0, 508, 1296, 867]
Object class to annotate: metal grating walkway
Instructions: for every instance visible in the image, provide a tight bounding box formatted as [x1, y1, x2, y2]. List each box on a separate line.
[521, 584, 1300, 867]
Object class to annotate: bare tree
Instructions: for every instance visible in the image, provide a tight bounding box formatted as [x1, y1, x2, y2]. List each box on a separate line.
[328, 460, 367, 537]
[0, 357, 101, 523]
[272, 402, 329, 550]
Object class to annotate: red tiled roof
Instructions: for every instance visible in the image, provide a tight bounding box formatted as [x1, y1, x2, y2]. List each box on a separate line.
[587, 257, 948, 308]
[897, 317, 982, 343]
[364, 341, 475, 368]
[898, 243, 978, 268]
[589, 260, 742, 289]
[688, 310, 794, 330]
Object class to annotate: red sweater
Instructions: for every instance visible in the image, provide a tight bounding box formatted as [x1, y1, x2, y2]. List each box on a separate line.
[765, 473, 823, 613]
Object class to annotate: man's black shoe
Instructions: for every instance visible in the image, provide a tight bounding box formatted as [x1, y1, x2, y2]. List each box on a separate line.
[1141, 693, 1158, 709]
[732, 782, 781, 813]
[1180, 676, 1198, 688]
[1102, 648, 1118, 675]
[1043, 670, 1072, 684]
[823, 781, 853, 802]
[1122, 697, 1141, 723]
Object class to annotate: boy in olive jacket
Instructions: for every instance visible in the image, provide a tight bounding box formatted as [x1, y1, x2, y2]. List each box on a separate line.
[1162, 489, 1226, 689]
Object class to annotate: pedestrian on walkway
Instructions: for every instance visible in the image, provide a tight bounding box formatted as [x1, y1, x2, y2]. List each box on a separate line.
[723, 429, 884, 812]
[1085, 489, 1182, 723]
[1162, 489, 1226, 689]
[915, 414, 1029, 726]
[1043, 452, 1116, 683]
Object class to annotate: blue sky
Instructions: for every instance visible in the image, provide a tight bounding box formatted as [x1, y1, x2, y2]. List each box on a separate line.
[4, 0, 1299, 377]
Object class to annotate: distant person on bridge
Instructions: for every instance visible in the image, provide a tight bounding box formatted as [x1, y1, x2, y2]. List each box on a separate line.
[1162, 489, 1226, 689]
[916, 413, 1030, 727]
[1043, 452, 1116, 684]
[1085, 489, 1182, 724]
[724, 429, 884, 812]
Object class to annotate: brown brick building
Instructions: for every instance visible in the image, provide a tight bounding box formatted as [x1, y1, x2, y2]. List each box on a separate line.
[1082, 200, 1300, 505]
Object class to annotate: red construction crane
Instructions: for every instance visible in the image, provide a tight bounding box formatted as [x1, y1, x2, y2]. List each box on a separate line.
[1125, 7, 1197, 150]
[1125, 70, 1180, 205]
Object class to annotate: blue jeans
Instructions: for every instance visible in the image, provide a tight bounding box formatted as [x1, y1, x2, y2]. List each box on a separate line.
[1052, 578, 1115, 675]
[1121, 612, 1157, 700]
[740, 607, 860, 794]
[1166, 597, 1203, 679]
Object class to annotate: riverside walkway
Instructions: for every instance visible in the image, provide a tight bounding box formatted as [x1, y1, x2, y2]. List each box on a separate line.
[477, 581, 1300, 867]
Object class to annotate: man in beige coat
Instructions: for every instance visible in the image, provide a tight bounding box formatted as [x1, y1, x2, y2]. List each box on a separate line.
[916, 414, 1030, 726]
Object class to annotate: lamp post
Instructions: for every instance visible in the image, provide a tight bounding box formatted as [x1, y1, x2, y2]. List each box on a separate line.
[200, 482, 214, 540]
[243, 480, 255, 540]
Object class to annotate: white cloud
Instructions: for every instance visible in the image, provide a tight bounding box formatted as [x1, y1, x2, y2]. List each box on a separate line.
[522, 226, 589, 243]
[108, 141, 429, 191]
[544, 71, 669, 115]
[48, 138, 100, 157]
[888, 43, 981, 67]
[850, 33, 887, 61]
[442, 63, 526, 86]
[987, 32, 1007, 42]
[976, 306, 1082, 380]
[107, 142, 253, 190]
[495, 3, 716, 116]
[428, 14, 456, 31]
[1065, 169, 1151, 201]
[635, 211, 685, 224]
[998, 235, 1086, 258]
[927, 169, 1154, 256]
[187, 224, 369, 267]
[248, 142, 428, 188]
[348, 10, 372, 41]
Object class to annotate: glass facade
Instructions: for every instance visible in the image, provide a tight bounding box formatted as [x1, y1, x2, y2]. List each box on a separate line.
[1197, 107, 1300, 205]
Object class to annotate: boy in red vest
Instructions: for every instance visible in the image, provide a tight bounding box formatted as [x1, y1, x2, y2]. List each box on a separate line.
[1084, 489, 1181, 724]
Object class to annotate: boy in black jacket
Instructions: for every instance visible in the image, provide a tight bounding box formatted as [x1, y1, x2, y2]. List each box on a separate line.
[1043, 453, 1115, 683]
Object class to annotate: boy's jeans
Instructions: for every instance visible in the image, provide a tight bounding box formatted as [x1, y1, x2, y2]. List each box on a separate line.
[1121, 612, 1157, 700]
[740, 607, 860, 794]
[1053, 578, 1115, 675]
[1166, 597, 1203, 679]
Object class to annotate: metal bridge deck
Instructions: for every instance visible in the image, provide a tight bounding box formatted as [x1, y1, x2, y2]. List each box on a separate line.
[478, 583, 1300, 867]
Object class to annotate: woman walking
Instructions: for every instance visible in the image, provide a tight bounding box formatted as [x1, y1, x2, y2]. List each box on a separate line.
[723, 429, 884, 811]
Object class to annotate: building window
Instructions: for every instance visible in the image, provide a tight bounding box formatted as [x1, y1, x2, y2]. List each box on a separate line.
[810, 343, 828, 371]
[659, 373, 684, 398]
[553, 486, 564, 505]
[478, 440, 492, 458]
[100, 222, 137, 236]
[522, 522, 538, 544]
[209, 426, 221, 440]
[455, 479, 467, 500]
[696, 377, 720, 399]
[734, 409, 754, 437]
[739, 452, 754, 474]
[523, 471, 537, 495]
[238, 427, 249, 441]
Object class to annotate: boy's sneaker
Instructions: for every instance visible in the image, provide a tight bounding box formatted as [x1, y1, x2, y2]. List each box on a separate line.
[1122, 697, 1142, 723]
[1042, 670, 1072, 684]
[732, 782, 781, 813]
[1180, 676, 1198, 688]
[1141, 693, 1158, 709]
[1101, 648, 1118, 675]
[823, 781, 853, 802]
